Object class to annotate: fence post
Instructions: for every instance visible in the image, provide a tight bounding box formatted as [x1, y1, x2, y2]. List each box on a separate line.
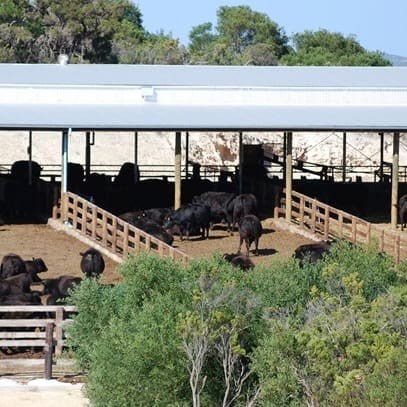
[299, 196, 304, 228]
[351, 216, 357, 243]
[324, 206, 330, 239]
[44, 322, 55, 380]
[311, 199, 317, 233]
[55, 307, 64, 356]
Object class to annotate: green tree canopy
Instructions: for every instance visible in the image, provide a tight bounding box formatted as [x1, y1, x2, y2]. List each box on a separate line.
[281, 29, 391, 66]
[0, 0, 144, 63]
[188, 5, 289, 65]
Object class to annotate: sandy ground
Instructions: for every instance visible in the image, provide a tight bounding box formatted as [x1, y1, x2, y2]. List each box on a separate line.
[0, 379, 88, 406]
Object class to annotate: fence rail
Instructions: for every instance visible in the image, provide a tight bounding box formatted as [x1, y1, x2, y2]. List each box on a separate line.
[275, 189, 407, 263]
[0, 305, 76, 356]
[52, 192, 190, 264]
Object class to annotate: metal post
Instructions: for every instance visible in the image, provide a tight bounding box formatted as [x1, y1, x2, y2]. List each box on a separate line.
[174, 131, 182, 210]
[134, 131, 138, 183]
[185, 132, 189, 179]
[85, 131, 91, 179]
[391, 132, 400, 230]
[379, 132, 384, 182]
[283, 132, 287, 183]
[285, 132, 293, 222]
[28, 130, 33, 186]
[342, 132, 347, 183]
[239, 132, 243, 194]
[61, 129, 70, 194]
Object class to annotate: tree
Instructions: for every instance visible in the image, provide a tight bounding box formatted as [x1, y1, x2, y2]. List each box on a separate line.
[188, 5, 289, 65]
[0, 0, 144, 63]
[281, 29, 391, 66]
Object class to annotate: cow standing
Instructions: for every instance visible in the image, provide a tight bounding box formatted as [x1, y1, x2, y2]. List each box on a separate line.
[399, 194, 407, 231]
[80, 249, 105, 278]
[231, 193, 258, 232]
[237, 215, 263, 256]
[192, 191, 236, 234]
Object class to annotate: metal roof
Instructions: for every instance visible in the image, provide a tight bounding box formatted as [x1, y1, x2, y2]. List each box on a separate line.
[0, 64, 407, 131]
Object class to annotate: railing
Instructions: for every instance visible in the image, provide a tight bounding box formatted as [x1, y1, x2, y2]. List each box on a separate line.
[52, 192, 190, 264]
[275, 189, 407, 264]
[0, 305, 76, 356]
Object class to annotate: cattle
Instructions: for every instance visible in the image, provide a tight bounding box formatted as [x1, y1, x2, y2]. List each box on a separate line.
[2, 272, 37, 294]
[294, 241, 332, 266]
[80, 249, 105, 278]
[0, 253, 26, 279]
[164, 204, 211, 240]
[237, 215, 263, 256]
[42, 275, 82, 298]
[114, 162, 139, 186]
[142, 208, 174, 226]
[24, 257, 47, 283]
[0, 292, 42, 305]
[192, 191, 236, 234]
[10, 160, 42, 182]
[130, 217, 174, 246]
[231, 194, 258, 232]
[223, 253, 254, 271]
[399, 194, 407, 231]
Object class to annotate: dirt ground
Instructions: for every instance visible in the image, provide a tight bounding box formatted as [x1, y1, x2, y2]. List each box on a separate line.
[0, 218, 314, 282]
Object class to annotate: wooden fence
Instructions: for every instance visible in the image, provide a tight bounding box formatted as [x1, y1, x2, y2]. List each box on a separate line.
[52, 192, 190, 264]
[0, 305, 76, 356]
[274, 189, 407, 263]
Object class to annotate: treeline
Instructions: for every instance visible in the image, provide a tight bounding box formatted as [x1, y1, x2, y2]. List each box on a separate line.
[67, 241, 407, 405]
[1, 1, 390, 66]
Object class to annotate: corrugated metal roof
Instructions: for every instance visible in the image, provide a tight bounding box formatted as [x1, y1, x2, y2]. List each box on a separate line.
[0, 64, 407, 131]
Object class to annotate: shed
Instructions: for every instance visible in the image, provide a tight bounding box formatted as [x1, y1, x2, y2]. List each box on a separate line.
[0, 64, 406, 225]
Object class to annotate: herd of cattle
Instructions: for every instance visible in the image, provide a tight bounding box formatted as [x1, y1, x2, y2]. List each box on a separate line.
[119, 191, 263, 257]
[0, 249, 105, 306]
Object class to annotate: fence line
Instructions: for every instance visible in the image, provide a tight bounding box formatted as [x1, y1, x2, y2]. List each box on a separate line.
[52, 192, 190, 264]
[274, 189, 407, 263]
[0, 305, 76, 356]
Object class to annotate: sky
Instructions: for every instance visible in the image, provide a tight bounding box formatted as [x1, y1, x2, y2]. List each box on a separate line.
[133, 0, 407, 57]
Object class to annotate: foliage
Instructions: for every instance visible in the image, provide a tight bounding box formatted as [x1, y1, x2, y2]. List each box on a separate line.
[251, 241, 405, 406]
[67, 241, 406, 406]
[188, 5, 289, 65]
[281, 29, 391, 66]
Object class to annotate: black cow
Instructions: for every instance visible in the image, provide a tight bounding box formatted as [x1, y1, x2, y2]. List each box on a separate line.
[131, 218, 174, 246]
[231, 194, 258, 232]
[0, 292, 42, 305]
[237, 215, 263, 256]
[223, 253, 254, 271]
[0, 253, 26, 279]
[142, 208, 174, 226]
[294, 241, 332, 265]
[24, 257, 47, 283]
[3, 272, 37, 294]
[399, 194, 407, 231]
[10, 160, 42, 182]
[42, 275, 82, 298]
[80, 249, 105, 278]
[192, 191, 236, 234]
[164, 204, 211, 240]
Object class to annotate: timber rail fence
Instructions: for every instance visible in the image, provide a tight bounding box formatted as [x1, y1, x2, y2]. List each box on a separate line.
[52, 192, 190, 264]
[274, 189, 407, 264]
[0, 305, 77, 379]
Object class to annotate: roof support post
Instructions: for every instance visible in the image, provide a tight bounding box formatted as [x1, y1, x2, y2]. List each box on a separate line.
[342, 132, 347, 183]
[61, 128, 71, 222]
[174, 131, 182, 210]
[28, 130, 33, 186]
[391, 132, 400, 230]
[379, 132, 384, 182]
[134, 131, 139, 184]
[85, 131, 91, 179]
[239, 132, 243, 194]
[285, 131, 293, 222]
[185, 132, 189, 180]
